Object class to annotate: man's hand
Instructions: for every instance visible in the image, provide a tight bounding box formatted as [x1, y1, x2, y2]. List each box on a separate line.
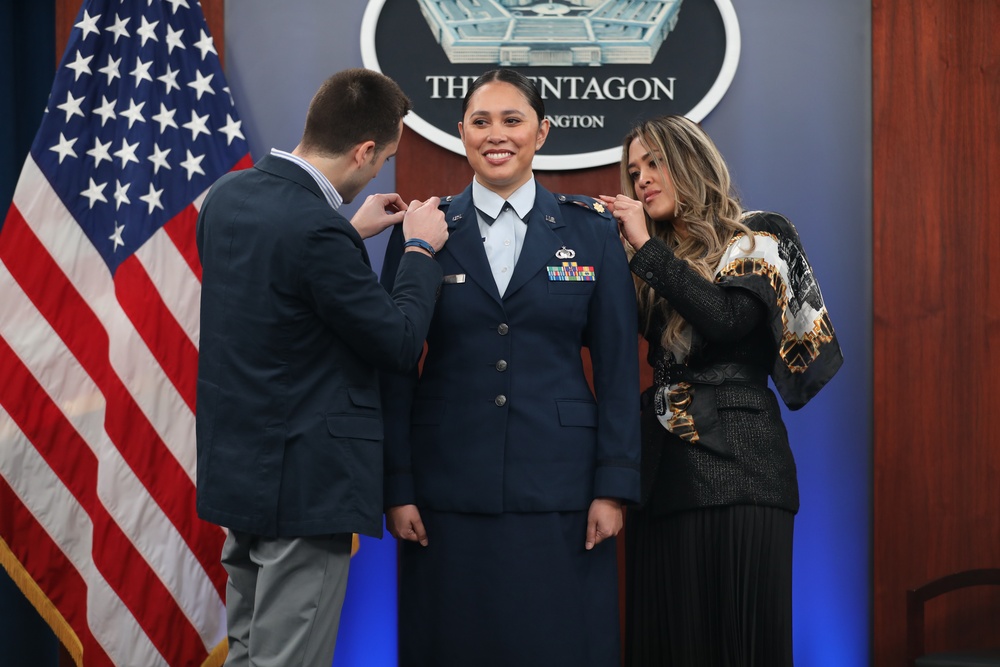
[585, 498, 623, 550]
[349, 193, 408, 240]
[387, 504, 428, 546]
[402, 196, 448, 254]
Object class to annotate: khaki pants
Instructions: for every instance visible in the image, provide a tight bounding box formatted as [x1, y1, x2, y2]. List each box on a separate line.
[221, 529, 352, 667]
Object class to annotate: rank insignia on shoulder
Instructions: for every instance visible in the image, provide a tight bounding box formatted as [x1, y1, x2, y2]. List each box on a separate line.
[547, 262, 595, 281]
[558, 194, 611, 217]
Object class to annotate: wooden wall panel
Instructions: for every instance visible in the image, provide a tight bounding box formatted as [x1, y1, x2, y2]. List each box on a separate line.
[873, 0, 1000, 664]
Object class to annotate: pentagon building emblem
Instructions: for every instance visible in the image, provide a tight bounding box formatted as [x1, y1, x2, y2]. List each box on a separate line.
[418, 0, 682, 67]
[361, 0, 739, 170]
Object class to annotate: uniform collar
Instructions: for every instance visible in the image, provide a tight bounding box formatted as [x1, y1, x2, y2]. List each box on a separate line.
[472, 177, 535, 221]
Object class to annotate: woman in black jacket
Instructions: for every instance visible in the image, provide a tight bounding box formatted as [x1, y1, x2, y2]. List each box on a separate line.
[600, 115, 843, 666]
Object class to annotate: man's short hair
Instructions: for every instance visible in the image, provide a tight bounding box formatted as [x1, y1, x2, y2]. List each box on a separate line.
[300, 68, 412, 157]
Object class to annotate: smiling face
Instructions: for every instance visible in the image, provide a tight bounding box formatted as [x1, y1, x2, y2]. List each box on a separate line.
[626, 136, 678, 223]
[458, 81, 549, 199]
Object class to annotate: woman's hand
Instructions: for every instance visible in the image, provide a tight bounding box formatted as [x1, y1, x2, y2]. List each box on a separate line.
[387, 504, 428, 546]
[585, 497, 623, 550]
[598, 194, 650, 251]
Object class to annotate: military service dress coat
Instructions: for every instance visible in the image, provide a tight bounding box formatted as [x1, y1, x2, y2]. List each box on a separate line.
[380, 180, 641, 514]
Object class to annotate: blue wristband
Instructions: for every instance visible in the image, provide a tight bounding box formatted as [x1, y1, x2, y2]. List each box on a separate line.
[403, 238, 436, 257]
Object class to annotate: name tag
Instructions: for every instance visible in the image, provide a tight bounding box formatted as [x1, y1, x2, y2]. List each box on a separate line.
[547, 262, 595, 281]
[442, 273, 466, 284]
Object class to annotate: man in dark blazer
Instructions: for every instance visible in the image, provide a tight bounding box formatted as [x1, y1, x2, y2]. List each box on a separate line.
[195, 69, 447, 667]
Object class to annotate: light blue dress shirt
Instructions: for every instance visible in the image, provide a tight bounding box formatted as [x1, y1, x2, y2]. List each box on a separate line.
[472, 177, 534, 296]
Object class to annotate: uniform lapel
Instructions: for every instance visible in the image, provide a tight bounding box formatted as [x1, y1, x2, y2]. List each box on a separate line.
[440, 186, 503, 304]
[504, 183, 566, 299]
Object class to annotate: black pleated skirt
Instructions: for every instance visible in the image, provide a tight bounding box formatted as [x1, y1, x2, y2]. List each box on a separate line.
[624, 504, 795, 667]
[398, 509, 621, 667]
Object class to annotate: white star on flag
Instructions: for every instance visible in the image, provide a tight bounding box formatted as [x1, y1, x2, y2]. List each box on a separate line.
[106, 13, 130, 43]
[109, 222, 125, 249]
[113, 137, 140, 167]
[188, 69, 214, 100]
[75, 9, 101, 39]
[136, 15, 159, 46]
[165, 24, 185, 53]
[114, 179, 131, 210]
[87, 136, 113, 166]
[182, 110, 210, 140]
[148, 143, 172, 173]
[93, 94, 117, 125]
[50, 132, 78, 163]
[120, 98, 147, 128]
[130, 56, 154, 85]
[56, 91, 85, 122]
[179, 149, 206, 180]
[66, 50, 94, 80]
[80, 177, 109, 208]
[98, 53, 122, 84]
[158, 63, 181, 93]
[219, 114, 244, 145]
[139, 181, 165, 213]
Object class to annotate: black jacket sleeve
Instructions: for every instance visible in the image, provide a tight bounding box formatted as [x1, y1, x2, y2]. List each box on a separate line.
[629, 236, 765, 342]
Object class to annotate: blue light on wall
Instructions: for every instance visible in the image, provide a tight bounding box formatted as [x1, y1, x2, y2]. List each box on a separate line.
[332, 522, 398, 667]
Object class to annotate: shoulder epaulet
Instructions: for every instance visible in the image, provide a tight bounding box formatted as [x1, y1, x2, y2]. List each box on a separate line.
[438, 194, 460, 209]
[556, 193, 612, 218]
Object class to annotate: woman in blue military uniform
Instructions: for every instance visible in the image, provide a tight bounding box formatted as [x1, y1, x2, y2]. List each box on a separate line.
[379, 69, 641, 666]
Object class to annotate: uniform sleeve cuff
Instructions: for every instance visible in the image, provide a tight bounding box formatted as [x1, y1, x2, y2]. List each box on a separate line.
[593, 465, 641, 504]
[384, 473, 416, 509]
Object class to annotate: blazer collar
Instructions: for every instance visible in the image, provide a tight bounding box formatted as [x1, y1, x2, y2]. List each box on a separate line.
[254, 153, 324, 201]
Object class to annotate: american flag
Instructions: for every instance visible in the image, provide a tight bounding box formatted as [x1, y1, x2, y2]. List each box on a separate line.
[0, 1, 251, 665]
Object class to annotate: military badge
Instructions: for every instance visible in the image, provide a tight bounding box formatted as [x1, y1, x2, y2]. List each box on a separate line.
[547, 262, 596, 281]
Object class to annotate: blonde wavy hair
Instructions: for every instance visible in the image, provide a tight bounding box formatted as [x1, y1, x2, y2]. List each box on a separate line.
[619, 115, 752, 359]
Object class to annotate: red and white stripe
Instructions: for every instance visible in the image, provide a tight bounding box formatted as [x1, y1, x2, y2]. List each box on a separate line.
[1, 152, 251, 666]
